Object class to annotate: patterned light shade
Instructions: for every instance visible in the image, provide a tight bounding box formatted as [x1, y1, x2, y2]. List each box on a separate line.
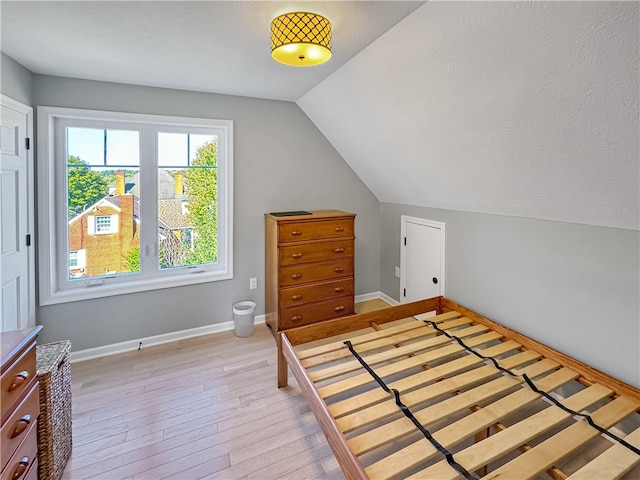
[271, 12, 332, 67]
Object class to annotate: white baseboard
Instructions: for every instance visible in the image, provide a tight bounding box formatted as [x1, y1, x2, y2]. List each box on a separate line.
[70, 315, 266, 363]
[69, 291, 398, 363]
[356, 291, 399, 306]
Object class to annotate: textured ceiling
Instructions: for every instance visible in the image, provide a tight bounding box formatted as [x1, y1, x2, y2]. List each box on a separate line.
[299, 1, 639, 230]
[2, 1, 637, 230]
[0, 1, 424, 101]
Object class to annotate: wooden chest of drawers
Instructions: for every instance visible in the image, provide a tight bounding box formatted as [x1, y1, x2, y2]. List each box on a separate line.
[1, 327, 42, 480]
[265, 210, 356, 332]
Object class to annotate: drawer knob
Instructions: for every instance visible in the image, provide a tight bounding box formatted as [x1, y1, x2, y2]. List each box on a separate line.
[334, 227, 344, 232]
[291, 315, 303, 322]
[10, 415, 31, 439]
[291, 273, 302, 280]
[291, 252, 303, 259]
[333, 247, 345, 253]
[334, 305, 345, 312]
[334, 286, 345, 293]
[291, 230, 302, 236]
[291, 294, 303, 301]
[334, 267, 345, 273]
[8, 371, 29, 392]
[11, 457, 30, 480]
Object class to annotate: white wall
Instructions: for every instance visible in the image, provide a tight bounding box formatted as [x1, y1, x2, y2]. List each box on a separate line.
[380, 203, 640, 388]
[299, 2, 639, 230]
[1, 52, 33, 105]
[32, 75, 380, 350]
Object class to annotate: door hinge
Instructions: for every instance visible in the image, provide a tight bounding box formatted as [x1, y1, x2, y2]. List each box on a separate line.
[403, 288, 406, 297]
[26, 234, 31, 246]
[25, 138, 31, 150]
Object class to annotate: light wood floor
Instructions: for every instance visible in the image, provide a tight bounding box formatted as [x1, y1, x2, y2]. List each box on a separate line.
[63, 300, 390, 480]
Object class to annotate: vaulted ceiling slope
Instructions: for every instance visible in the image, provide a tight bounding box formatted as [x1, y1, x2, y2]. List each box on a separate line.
[298, 2, 639, 231]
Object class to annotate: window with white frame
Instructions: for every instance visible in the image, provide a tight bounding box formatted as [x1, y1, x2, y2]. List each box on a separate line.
[91, 215, 118, 234]
[38, 107, 233, 305]
[68, 249, 86, 270]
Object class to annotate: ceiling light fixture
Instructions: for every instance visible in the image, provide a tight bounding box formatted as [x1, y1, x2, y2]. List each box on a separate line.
[271, 12, 332, 67]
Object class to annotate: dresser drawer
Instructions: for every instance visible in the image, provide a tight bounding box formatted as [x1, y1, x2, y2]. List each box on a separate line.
[278, 218, 354, 243]
[279, 259, 354, 287]
[279, 240, 353, 266]
[280, 278, 354, 308]
[24, 459, 37, 480]
[1, 347, 36, 421]
[1, 420, 37, 480]
[279, 296, 354, 329]
[0, 383, 38, 472]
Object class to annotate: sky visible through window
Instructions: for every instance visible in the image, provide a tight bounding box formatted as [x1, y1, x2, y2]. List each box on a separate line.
[67, 128, 215, 167]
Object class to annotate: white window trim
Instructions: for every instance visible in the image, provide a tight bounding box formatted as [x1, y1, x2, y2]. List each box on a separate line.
[37, 106, 234, 305]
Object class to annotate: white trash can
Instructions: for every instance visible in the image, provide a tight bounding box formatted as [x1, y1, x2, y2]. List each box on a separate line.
[233, 301, 256, 337]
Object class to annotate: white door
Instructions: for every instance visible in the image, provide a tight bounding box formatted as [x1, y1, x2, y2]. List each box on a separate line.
[400, 216, 445, 303]
[1, 97, 34, 331]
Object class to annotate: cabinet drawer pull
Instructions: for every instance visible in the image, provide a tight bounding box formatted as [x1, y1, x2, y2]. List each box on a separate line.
[291, 273, 302, 280]
[291, 295, 303, 301]
[8, 372, 29, 392]
[334, 227, 344, 232]
[334, 305, 345, 312]
[334, 286, 345, 293]
[291, 230, 302, 236]
[10, 415, 31, 439]
[291, 252, 303, 259]
[333, 247, 345, 253]
[334, 267, 345, 273]
[11, 457, 30, 480]
[291, 315, 303, 322]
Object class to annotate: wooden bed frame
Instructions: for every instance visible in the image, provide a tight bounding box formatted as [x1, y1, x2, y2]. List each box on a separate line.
[277, 296, 640, 480]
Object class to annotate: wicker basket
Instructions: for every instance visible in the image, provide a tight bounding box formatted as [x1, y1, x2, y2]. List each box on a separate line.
[36, 340, 72, 480]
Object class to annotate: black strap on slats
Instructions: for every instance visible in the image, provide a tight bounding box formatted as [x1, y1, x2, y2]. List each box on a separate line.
[343, 340, 478, 480]
[425, 320, 640, 457]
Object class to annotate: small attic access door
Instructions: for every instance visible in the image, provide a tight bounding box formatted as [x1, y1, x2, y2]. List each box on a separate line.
[400, 216, 445, 303]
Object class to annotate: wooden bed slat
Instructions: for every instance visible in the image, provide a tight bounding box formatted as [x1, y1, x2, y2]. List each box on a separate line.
[480, 395, 640, 480]
[365, 366, 580, 479]
[349, 366, 579, 457]
[302, 320, 458, 369]
[296, 310, 462, 361]
[309, 324, 490, 383]
[328, 343, 543, 419]
[413, 383, 618, 480]
[317, 331, 503, 399]
[567, 427, 640, 480]
[336, 364, 501, 433]
[336, 347, 547, 434]
[328, 354, 481, 417]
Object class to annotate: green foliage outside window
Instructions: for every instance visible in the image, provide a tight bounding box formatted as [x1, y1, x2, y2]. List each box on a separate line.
[67, 156, 108, 218]
[184, 141, 218, 264]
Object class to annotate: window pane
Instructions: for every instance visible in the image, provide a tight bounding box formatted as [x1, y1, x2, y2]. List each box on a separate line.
[106, 130, 140, 166]
[67, 127, 140, 279]
[67, 127, 104, 166]
[158, 133, 188, 167]
[189, 134, 216, 163]
[158, 135, 218, 270]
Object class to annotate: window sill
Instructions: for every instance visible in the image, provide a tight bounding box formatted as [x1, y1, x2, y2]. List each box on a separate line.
[39, 269, 233, 306]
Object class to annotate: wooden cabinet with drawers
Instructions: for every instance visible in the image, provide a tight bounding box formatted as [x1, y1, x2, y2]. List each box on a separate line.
[265, 210, 356, 332]
[1, 326, 42, 480]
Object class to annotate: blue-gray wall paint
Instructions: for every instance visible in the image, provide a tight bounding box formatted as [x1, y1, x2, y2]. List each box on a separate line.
[33, 74, 380, 350]
[1, 52, 33, 105]
[380, 202, 640, 388]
